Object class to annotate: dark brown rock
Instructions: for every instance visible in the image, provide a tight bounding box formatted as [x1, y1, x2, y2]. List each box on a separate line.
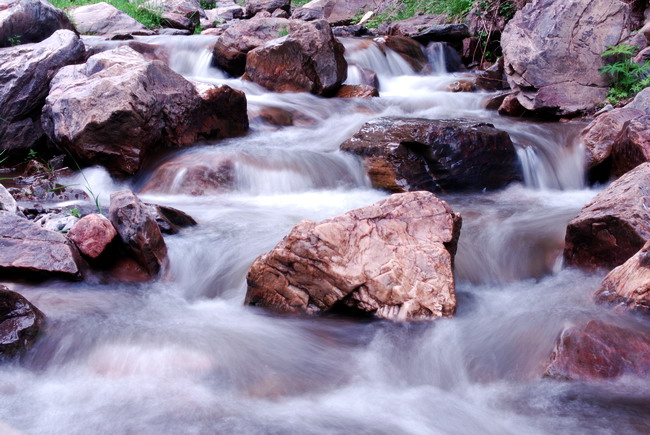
[67, 213, 117, 259]
[145, 203, 197, 235]
[564, 162, 650, 270]
[335, 85, 379, 98]
[244, 19, 347, 96]
[545, 320, 650, 380]
[245, 191, 462, 320]
[42, 47, 248, 175]
[412, 24, 470, 46]
[596, 240, 650, 312]
[0, 211, 81, 279]
[0, 0, 75, 47]
[0, 30, 85, 153]
[109, 190, 167, 277]
[485, 91, 512, 111]
[501, 0, 632, 116]
[340, 117, 522, 193]
[612, 115, 650, 177]
[0, 286, 45, 358]
[498, 93, 529, 117]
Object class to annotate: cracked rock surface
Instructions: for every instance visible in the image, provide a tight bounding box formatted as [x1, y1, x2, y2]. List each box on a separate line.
[245, 191, 462, 321]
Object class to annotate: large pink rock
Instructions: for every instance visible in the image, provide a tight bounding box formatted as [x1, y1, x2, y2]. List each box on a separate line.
[564, 163, 650, 270]
[501, 0, 632, 116]
[69, 2, 152, 36]
[67, 214, 117, 259]
[245, 191, 462, 320]
[545, 320, 650, 380]
[596, 239, 650, 311]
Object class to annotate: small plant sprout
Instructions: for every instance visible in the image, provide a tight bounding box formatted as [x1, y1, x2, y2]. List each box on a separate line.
[67, 207, 82, 219]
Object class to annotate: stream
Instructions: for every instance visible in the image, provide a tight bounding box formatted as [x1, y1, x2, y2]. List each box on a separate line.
[1, 35, 649, 435]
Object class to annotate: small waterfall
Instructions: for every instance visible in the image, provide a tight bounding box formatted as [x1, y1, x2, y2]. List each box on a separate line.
[425, 42, 462, 75]
[341, 37, 416, 81]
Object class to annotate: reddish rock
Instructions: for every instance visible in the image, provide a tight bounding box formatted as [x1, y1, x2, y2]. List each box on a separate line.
[378, 36, 429, 73]
[0, 211, 81, 279]
[596, 240, 650, 312]
[249, 106, 294, 127]
[244, 19, 347, 96]
[245, 191, 462, 320]
[109, 191, 167, 277]
[446, 80, 474, 93]
[0, 285, 45, 358]
[612, 115, 650, 177]
[340, 117, 522, 193]
[545, 320, 650, 380]
[564, 162, 650, 270]
[498, 93, 529, 117]
[582, 107, 645, 170]
[335, 85, 379, 98]
[67, 214, 117, 259]
[140, 153, 235, 195]
[485, 91, 511, 111]
[42, 47, 248, 175]
[0, 0, 75, 47]
[107, 257, 150, 283]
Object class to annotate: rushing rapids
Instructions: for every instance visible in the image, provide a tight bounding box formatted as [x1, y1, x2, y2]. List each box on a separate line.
[1, 35, 649, 435]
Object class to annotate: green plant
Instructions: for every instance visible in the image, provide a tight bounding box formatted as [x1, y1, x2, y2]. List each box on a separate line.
[25, 149, 38, 161]
[194, 24, 203, 34]
[65, 151, 103, 214]
[278, 26, 289, 37]
[0, 150, 7, 166]
[600, 43, 650, 104]
[67, 207, 82, 219]
[7, 35, 21, 46]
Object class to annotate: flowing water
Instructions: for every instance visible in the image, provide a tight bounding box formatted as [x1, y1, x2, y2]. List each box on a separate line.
[1, 36, 649, 435]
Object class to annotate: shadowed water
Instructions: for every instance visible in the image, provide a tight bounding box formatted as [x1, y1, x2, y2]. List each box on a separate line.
[0, 36, 648, 435]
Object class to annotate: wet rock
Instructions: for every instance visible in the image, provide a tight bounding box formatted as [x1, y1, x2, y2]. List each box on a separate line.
[211, 17, 291, 76]
[42, 47, 248, 175]
[564, 162, 650, 270]
[140, 152, 235, 195]
[0, 30, 85, 152]
[249, 106, 294, 127]
[0, 0, 75, 47]
[145, 203, 197, 235]
[583, 107, 646, 172]
[501, 0, 632, 116]
[161, 12, 195, 32]
[545, 320, 650, 381]
[384, 14, 448, 38]
[485, 91, 512, 111]
[67, 213, 117, 259]
[109, 190, 168, 277]
[244, 19, 347, 96]
[334, 85, 378, 98]
[596, 239, 650, 312]
[340, 117, 522, 193]
[34, 212, 78, 233]
[498, 93, 529, 117]
[412, 24, 470, 47]
[611, 115, 650, 177]
[69, 2, 152, 36]
[0, 210, 81, 279]
[474, 58, 507, 92]
[0, 286, 45, 358]
[245, 0, 289, 16]
[245, 191, 462, 320]
[0, 184, 17, 214]
[378, 36, 428, 73]
[447, 80, 474, 93]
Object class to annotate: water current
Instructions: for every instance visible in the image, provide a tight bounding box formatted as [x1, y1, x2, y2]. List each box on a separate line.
[1, 35, 649, 435]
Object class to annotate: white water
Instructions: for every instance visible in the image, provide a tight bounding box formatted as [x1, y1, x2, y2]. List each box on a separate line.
[2, 36, 649, 435]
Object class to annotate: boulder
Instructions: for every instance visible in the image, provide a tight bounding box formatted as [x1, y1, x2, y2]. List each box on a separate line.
[211, 17, 291, 76]
[0, 0, 75, 47]
[205, 4, 244, 23]
[612, 115, 650, 177]
[383, 14, 448, 38]
[582, 107, 646, 171]
[0, 30, 85, 153]
[291, 6, 324, 21]
[0, 286, 45, 358]
[335, 85, 379, 98]
[501, 0, 633, 116]
[0, 184, 17, 214]
[596, 239, 650, 311]
[564, 163, 650, 270]
[0, 210, 81, 279]
[245, 191, 462, 320]
[67, 213, 117, 259]
[412, 24, 470, 47]
[145, 203, 197, 234]
[245, 0, 290, 16]
[140, 152, 235, 195]
[295, 0, 394, 25]
[340, 117, 522, 193]
[109, 190, 167, 277]
[69, 2, 152, 36]
[144, 0, 205, 24]
[545, 320, 650, 381]
[42, 47, 248, 175]
[161, 12, 195, 32]
[244, 19, 347, 96]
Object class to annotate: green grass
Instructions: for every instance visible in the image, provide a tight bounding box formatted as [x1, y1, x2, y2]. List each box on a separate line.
[291, 0, 312, 6]
[51, 0, 162, 29]
[357, 0, 475, 29]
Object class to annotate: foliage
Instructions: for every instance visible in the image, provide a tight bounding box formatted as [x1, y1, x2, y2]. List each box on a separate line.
[291, 0, 312, 6]
[600, 44, 650, 104]
[66, 207, 82, 219]
[50, 0, 162, 29]
[279, 26, 289, 37]
[7, 35, 21, 46]
[0, 150, 7, 166]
